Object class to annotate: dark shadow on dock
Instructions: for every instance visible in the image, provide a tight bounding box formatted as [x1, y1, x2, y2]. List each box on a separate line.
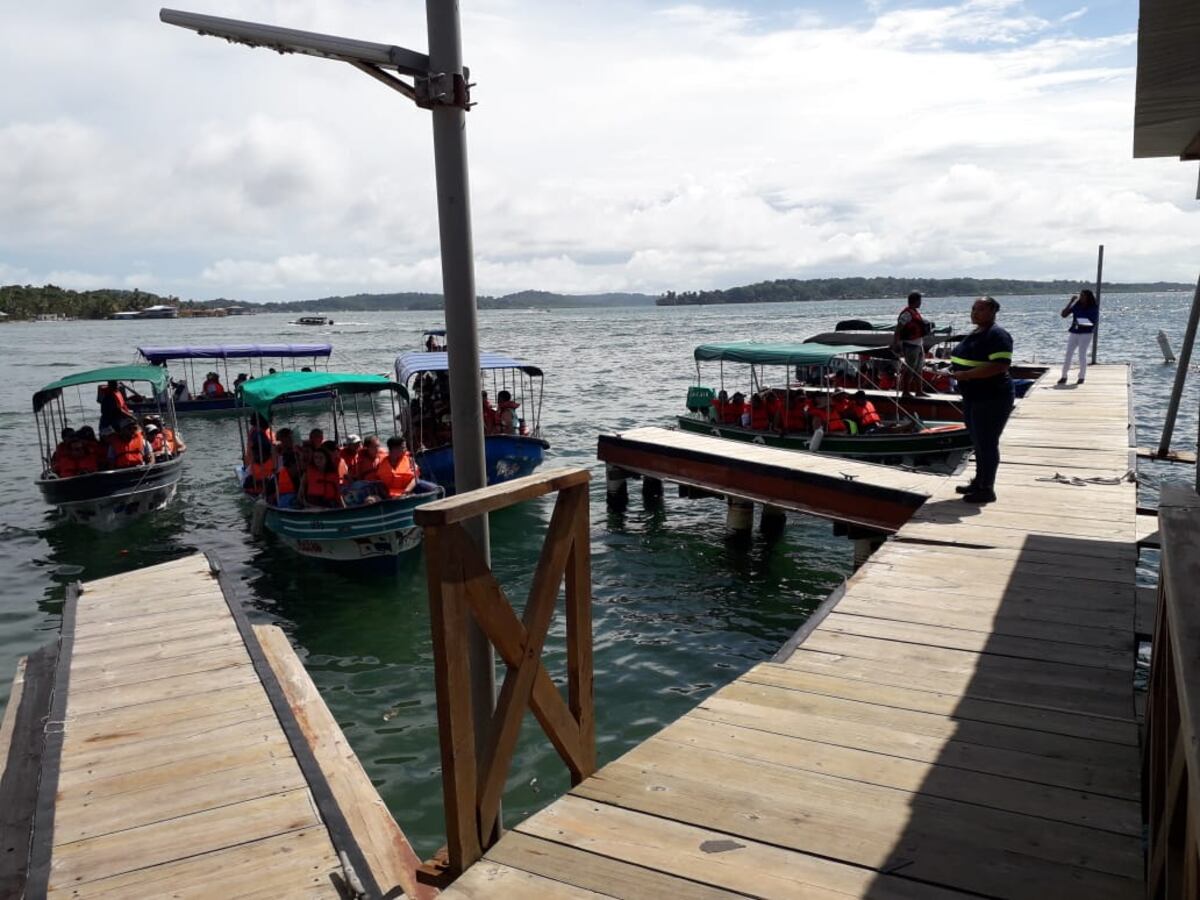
[840, 531, 1143, 899]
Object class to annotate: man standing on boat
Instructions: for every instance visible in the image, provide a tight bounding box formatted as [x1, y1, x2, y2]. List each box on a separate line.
[893, 291, 930, 398]
[950, 297, 1014, 505]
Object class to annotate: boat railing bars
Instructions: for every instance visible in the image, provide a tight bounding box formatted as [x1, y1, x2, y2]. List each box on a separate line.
[413, 467, 595, 887]
[1144, 485, 1200, 896]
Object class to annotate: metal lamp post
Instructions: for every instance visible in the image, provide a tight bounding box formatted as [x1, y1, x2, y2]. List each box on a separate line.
[159, 0, 496, 792]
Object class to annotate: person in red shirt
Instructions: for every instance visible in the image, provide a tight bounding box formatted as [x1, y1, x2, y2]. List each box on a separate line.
[339, 435, 363, 477]
[370, 436, 421, 497]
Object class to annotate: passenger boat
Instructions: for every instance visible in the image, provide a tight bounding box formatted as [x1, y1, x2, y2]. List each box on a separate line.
[33, 365, 186, 530]
[235, 372, 442, 562]
[130, 344, 335, 416]
[394, 350, 550, 493]
[293, 314, 333, 326]
[679, 341, 973, 469]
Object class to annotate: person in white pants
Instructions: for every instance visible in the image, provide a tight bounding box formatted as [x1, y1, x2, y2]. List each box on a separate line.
[1058, 289, 1098, 384]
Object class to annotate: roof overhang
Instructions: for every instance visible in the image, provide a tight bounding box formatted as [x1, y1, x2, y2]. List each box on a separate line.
[1134, 0, 1200, 160]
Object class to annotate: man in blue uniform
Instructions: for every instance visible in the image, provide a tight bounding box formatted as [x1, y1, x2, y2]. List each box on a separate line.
[950, 297, 1014, 504]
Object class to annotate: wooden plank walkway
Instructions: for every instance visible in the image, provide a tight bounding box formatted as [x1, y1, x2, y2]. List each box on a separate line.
[446, 364, 1143, 899]
[598, 426, 948, 532]
[9, 553, 429, 900]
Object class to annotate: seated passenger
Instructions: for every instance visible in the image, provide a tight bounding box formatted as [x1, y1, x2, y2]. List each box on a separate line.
[351, 435, 385, 480]
[73, 426, 105, 467]
[481, 392, 499, 433]
[51, 427, 75, 469]
[171, 379, 191, 402]
[201, 372, 227, 399]
[300, 447, 344, 508]
[370, 436, 421, 497]
[783, 393, 810, 432]
[749, 393, 769, 430]
[709, 390, 729, 423]
[339, 434, 363, 477]
[496, 390, 520, 435]
[763, 390, 783, 430]
[728, 392, 748, 427]
[273, 428, 300, 507]
[849, 391, 882, 434]
[807, 394, 848, 434]
[233, 373, 250, 391]
[107, 418, 153, 468]
[53, 434, 99, 478]
[832, 391, 859, 435]
[243, 414, 276, 494]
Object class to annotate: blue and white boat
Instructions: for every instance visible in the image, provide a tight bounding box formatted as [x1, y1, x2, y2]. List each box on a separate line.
[131, 344, 335, 416]
[395, 349, 550, 494]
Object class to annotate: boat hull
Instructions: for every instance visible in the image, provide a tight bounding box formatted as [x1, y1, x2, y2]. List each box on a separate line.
[676, 416, 972, 470]
[262, 484, 443, 561]
[37, 457, 184, 531]
[416, 435, 549, 494]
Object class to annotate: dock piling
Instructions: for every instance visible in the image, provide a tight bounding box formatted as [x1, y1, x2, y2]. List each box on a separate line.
[759, 503, 787, 536]
[605, 465, 628, 508]
[641, 476, 664, 503]
[725, 497, 753, 537]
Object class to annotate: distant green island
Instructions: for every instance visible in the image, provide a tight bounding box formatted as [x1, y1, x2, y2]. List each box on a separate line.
[656, 277, 1192, 306]
[1, 277, 1190, 320]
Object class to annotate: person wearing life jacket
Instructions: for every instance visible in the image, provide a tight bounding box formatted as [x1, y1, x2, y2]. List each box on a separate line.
[348, 435, 383, 481]
[51, 427, 75, 471]
[481, 392, 499, 434]
[107, 418, 153, 469]
[892, 291, 931, 398]
[241, 414, 276, 495]
[339, 434, 363, 476]
[97, 381, 132, 432]
[271, 428, 300, 507]
[72, 426, 105, 468]
[726, 391, 747, 427]
[848, 391, 882, 433]
[807, 393, 848, 434]
[831, 391, 859, 435]
[54, 434, 101, 478]
[783, 392, 810, 432]
[300, 446, 344, 508]
[709, 390, 729, 424]
[749, 393, 769, 430]
[370, 436, 421, 498]
[496, 391, 520, 435]
[201, 372, 227, 399]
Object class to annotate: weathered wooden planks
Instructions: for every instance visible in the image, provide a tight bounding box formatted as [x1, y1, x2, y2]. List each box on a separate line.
[442, 365, 1144, 899]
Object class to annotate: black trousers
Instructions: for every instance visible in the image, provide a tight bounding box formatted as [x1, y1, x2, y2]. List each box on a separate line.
[962, 394, 1014, 491]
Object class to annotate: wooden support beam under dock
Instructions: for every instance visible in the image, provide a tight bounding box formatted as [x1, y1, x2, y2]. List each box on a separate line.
[2, 553, 432, 900]
[445, 364, 1145, 898]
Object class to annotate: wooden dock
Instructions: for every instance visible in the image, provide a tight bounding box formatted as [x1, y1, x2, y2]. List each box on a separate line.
[444, 365, 1144, 898]
[598, 426, 948, 532]
[1, 553, 430, 900]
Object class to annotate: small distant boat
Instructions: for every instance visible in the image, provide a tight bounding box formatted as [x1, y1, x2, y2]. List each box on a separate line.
[395, 349, 550, 493]
[110, 305, 179, 320]
[131, 343, 335, 416]
[679, 341, 972, 470]
[33, 365, 186, 530]
[236, 372, 443, 562]
[293, 314, 333, 326]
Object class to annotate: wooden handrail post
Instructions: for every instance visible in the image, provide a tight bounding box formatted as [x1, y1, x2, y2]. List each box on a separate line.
[416, 468, 595, 887]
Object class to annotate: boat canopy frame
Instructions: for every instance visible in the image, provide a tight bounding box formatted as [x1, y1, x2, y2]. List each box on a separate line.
[32, 365, 180, 472]
[136, 344, 333, 400]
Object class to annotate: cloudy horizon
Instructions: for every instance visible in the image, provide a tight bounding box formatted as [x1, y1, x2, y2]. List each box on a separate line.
[1, 0, 1196, 303]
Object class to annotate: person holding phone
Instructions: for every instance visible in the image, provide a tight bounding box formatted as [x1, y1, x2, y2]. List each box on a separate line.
[1058, 289, 1098, 385]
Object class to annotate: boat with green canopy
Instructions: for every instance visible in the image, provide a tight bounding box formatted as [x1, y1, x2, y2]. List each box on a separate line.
[679, 341, 972, 469]
[234, 371, 443, 563]
[33, 365, 186, 529]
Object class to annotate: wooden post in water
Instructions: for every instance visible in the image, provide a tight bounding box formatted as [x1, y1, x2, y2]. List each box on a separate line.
[1092, 244, 1104, 365]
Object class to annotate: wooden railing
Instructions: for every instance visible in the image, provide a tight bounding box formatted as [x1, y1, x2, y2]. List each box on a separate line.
[413, 468, 595, 885]
[1145, 485, 1200, 898]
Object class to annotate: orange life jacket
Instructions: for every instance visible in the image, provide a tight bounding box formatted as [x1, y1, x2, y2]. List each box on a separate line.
[277, 465, 296, 496]
[853, 401, 881, 427]
[750, 403, 768, 430]
[372, 453, 418, 497]
[809, 406, 847, 434]
[55, 451, 99, 478]
[720, 402, 744, 426]
[304, 465, 341, 503]
[109, 433, 148, 468]
[898, 305, 926, 342]
[784, 399, 809, 431]
[483, 403, 499, 432]
[339, 447, 361, 474]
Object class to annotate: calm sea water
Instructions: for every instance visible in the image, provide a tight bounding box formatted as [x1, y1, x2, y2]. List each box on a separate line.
[1, 293, 1196, 853]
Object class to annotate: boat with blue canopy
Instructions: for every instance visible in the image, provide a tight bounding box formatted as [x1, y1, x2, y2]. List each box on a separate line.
[234, 371, 442, 562]
[131, 343, 334, 416]
[33, 365, 187, 530]
[681, 341, 972, 470]
[394, 349, 550, 493]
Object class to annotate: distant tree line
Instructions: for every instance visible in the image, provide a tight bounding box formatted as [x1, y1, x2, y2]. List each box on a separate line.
[0, 285, 189, 320]
[657, 277, 1192, 306]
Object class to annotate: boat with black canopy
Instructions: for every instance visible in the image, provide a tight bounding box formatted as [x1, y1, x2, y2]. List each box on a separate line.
[132, 343, 334, 415]
[394, 349, 550, 493]
[33, 365, 186, 529]
[235, 371, 442, 562]
[680, 341, 972, 469]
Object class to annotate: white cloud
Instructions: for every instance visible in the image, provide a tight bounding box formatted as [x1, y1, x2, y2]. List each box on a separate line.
[0, 0, 1195, 300]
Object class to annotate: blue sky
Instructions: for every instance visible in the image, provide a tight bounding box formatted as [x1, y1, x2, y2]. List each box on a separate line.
[0, 0, 1194, 301]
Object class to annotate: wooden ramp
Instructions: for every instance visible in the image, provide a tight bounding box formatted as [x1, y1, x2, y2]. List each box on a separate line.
[598, 426, 948, 532]
[445, 365, 1143, 899]
[3, 553, 431, 900]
